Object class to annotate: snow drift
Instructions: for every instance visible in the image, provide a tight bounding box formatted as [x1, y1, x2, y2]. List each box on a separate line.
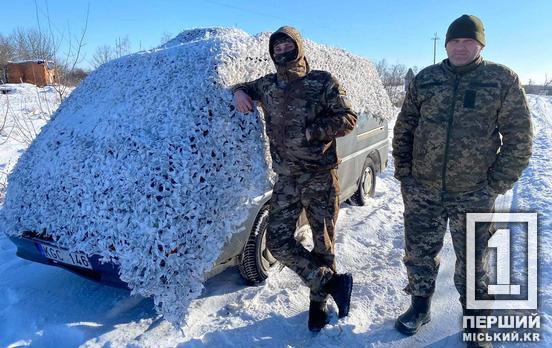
[0, 27, 392, 324]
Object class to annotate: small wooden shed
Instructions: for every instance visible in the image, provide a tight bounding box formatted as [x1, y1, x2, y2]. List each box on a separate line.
[5, 60, 56, 87]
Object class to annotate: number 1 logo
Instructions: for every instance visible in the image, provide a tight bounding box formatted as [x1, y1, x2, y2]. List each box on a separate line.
[466, 213, 538, 310]
[487, 228, 521, 295]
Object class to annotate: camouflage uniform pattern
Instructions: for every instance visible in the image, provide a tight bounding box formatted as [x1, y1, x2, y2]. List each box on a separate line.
[401, 176, 496, 304]
[393, 57, 533, 194]
[393, 57, 532, 306]
[266, 169, 340, 301]
[234, 27, 358, 176]
[234, 27, 357, 301]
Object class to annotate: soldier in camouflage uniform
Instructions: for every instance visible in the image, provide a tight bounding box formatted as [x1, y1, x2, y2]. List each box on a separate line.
[392, 15, 533, 347]
[233, 26, 357, 332]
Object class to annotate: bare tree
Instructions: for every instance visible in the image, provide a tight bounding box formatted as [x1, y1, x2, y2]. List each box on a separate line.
[64, 68, 88, 86]
[544, 74, 552, 96]
[160, 32, 173, 46]
[114, 36, 131, 58]
[523, 75, 552, 95]
[90, 35, 137, 71]
[31, 0, 90, 97]
[90, 36, 132, 70]
[0, 34, 13, 83]
[10, 27, 56, 62]
[376, 59, 409, 107]
[376, 59, 408, 87]
[0, 34, 14, 63]
[92, 44, 114, 69]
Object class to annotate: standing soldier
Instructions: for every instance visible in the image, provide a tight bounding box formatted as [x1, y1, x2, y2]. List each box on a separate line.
[392, 15, 532, 347]
[233, 26, 357, 332]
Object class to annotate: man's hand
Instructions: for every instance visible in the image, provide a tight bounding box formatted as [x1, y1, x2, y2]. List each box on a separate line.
[234, 90, 254, 113]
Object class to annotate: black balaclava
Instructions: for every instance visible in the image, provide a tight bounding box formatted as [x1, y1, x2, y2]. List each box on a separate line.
[268, 26, 310, 83]
[272, 36, 298, 65]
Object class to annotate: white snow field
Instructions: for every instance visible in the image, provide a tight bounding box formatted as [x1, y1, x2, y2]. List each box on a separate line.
[0, 83, 64, 201]
[0, 78, 550, 346]
[0, 27, 393, 326]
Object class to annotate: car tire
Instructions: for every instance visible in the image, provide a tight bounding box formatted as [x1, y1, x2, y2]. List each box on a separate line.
[350, 157, 376, 206]
[239, 206, 277, 285]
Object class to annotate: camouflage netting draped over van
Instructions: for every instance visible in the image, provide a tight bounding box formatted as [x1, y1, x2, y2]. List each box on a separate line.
[0, 28, 392, 324]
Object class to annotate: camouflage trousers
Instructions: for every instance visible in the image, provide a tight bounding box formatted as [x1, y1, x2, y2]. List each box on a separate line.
[266, 169, 340, 302]
[400, 176, 497, 306]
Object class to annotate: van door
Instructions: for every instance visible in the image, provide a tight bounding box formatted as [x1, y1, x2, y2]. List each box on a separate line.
[337, 112, 387, 200]
[336, 116, 359, 200]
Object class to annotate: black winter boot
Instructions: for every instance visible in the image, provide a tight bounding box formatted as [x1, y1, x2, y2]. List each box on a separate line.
[324, 273, 353, 318]
[395, 295, 432, 335]
[308, 300, 329, 332]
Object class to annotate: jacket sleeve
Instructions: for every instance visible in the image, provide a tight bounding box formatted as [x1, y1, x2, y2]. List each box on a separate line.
[392, 78, 420, 181]
[231, 76, 264, 102]
[307, 75, 358, 142]
[488, 75, 533, 193]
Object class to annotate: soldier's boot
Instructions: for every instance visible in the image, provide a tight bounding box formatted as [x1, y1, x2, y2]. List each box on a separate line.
[308, 300, 329, 332]
[324, 273, 353, 318]
[395, 295, 432, 335]
[463, 308, 493, 348]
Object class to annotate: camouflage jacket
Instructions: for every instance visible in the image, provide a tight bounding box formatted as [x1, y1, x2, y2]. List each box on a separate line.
[234, 27, 357, 175]
[235, 71, 357, 175]
[393, 57, 533, 194]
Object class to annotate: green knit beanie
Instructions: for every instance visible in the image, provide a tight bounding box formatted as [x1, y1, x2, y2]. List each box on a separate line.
[445, 15, 486, 47]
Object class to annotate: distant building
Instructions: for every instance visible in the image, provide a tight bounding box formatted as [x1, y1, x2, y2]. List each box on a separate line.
[4, 60, 56, 87]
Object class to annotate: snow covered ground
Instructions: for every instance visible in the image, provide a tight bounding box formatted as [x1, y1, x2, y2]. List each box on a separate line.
[0, 84, 64, 203]
[0, 86, 549, 347]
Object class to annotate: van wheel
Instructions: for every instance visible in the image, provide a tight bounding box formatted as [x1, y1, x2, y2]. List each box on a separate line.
[350, 157, 376, 206]
[239, 206, 277, 285]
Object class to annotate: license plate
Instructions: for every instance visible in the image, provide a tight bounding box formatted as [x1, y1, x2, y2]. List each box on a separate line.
[37, 243, 93, 270]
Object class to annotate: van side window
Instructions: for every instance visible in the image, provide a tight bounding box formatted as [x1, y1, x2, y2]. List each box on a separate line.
[357, 112, 371, 132]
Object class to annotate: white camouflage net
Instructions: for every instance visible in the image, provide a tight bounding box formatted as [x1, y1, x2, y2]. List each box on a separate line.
[0, 27, 392, 324]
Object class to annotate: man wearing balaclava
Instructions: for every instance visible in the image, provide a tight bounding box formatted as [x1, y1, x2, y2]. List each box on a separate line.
[233, 26, 357, 332]
[392, 15, 532, 347]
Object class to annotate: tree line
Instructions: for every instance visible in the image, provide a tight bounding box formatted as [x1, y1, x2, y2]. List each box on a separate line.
[1, 26, 173, 91]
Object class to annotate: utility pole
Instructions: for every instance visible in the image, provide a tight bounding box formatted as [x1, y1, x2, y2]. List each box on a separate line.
[431, 33, 440, 64]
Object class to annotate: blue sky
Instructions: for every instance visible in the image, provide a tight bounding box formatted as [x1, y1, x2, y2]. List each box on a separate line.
[1, 0, 551, 83]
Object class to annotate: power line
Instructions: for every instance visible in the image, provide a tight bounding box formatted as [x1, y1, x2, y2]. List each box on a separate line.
[203, 0, 347, 34]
